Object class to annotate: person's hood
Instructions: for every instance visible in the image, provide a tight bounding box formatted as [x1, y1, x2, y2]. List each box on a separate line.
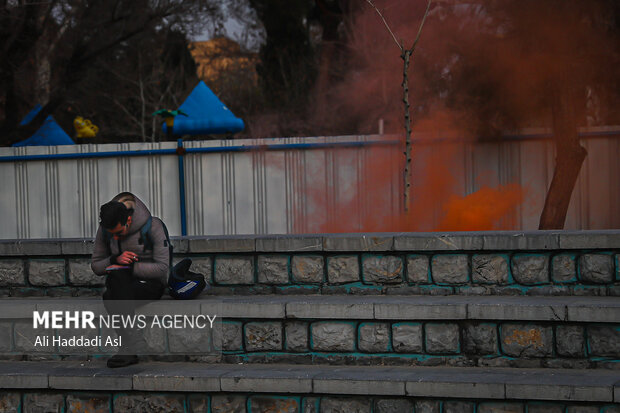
[111, 192, 151, 235]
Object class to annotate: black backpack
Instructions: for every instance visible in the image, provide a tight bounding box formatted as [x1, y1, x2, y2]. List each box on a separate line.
[168, 258, 208, 299]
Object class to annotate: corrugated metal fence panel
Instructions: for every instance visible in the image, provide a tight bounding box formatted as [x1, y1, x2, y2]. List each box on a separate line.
[580, 137, 619, 229]
[0, 134, 618, 239]
[0, 142, 181, 238]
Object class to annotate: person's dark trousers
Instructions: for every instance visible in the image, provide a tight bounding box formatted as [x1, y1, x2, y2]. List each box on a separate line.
[102, 269, 164, 367]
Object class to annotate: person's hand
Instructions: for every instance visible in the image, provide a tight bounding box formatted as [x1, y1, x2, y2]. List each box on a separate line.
[117, 251, 139, 265]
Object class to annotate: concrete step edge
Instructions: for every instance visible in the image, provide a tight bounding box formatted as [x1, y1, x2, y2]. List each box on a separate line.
[2, 295, 620, 322]
[0, 361, 618, 403]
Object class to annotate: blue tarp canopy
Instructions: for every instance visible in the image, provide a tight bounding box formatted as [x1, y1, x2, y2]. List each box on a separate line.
[163, 81, 244, 135]
[12, 105, 74, 147]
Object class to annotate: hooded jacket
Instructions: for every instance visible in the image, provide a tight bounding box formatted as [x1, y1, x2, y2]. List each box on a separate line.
[91, 192, 170, 285]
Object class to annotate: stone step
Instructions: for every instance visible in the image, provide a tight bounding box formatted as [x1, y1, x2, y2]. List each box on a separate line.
[210, 295, 620, 369]
[6, 294, 618, 321]
[210, 294, 620, 322]
[0, 361, 618, 404]
[2, 231, 619, 298]
[4, 295, 620, 369]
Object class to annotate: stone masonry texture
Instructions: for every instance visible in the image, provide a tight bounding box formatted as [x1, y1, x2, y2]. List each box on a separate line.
[362, 255, 403, 284]
[463, 323, 499, 355]
[212, 395, 246, 413]
[28, 259, 65, 286]
[327, 256, 359, 284]
[392, 323, 423, 353]
[250, 396, 299, 413]
[431, 255, 469, 284]
[579, 254, 614, 283]
[500, 324, 553, 357]
[477, 403, 524, 413]
[0, 322, 12, 351]
[292, 256, 324, 283]
[0, 235, 618, 297]
[415, 400, 441, 413]
[320, 397, 371, 413]
[374, 399, 415, 413]
[551, 254, 577, 283]
[406, 255, 430, 284]
[189, 257, 213, 283]
[113, 394, 185, 412]
[511, 255, 549, 285]
[215, 256, 254, 284]
[0, 393, 20, 413]
[425, 323, 460, 354]
[443, 401, 475, 413]
[526, 404, 564, 413]
[245, 322, 283, 351]
[358, 323, 390, 353]
[187, 395, 208, 413]
[556, 325, 585, 357]
[14, 321, 45, 353]
[472, 255, 509, 284]
[68, 258, 104, 286]
[66, 394, 110, 413]
[302, 397, 319, 413]
[216, 322, 243, 351]
[587, 325, 620, 357]
[258, 255, 289, 284]
[3, 392, 620, 413]
[565, 407, 599, 413]
[0, 259, 25, 286]
[23, 393, 64, 413]
[168, 326, 213, 354]
[286, 321, 309, 352]
[311, 322, 356, 352]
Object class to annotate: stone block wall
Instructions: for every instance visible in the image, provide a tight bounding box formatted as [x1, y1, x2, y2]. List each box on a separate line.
[1, 391, 619, 413]
[218, 319, 620, 369]
[0, 232, 618, 297]
[0, 258, 103, 297]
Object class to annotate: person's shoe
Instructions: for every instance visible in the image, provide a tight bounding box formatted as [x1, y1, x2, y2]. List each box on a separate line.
[106, 354, 138, 368]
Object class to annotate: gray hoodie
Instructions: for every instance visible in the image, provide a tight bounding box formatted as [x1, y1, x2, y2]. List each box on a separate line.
[91, 192, 169, 285]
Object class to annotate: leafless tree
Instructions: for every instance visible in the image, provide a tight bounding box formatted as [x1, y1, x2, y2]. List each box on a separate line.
[365, 0, 432, 212]
[0, 0, 218, 145]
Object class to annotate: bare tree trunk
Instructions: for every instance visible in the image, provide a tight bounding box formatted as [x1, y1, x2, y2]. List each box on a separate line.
[538, 83, 587, 229]
[401, 49, 413, 212]
[35, 42, 51, 106]
[365, 0, 431, 214]
[138, 53, 147, 142]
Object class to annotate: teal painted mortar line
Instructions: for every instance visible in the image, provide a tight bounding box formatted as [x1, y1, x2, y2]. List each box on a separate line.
[220, 350, 620, 365]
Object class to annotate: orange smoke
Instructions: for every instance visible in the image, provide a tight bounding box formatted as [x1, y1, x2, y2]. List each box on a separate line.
[437, 184, 525, 231]
[302, 119, 525, 233]
[287, 0, 617, 232]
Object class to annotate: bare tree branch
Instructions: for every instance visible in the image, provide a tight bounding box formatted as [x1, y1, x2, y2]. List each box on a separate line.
[365, 0, 433, 213]
[365, 0, 403, 50]
[409, 0, 432, 53]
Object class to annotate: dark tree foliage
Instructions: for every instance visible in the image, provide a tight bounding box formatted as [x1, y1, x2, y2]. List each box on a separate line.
[0, 0, 216, 145]
[77, 29, 199, 142]
[249, 0, 317, 107]
[234, 0, 355, 138]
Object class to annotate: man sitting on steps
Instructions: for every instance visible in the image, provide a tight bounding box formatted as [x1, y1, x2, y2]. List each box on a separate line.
[91, 192, 170, 368]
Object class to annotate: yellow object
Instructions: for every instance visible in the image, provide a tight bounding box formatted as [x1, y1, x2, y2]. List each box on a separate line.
[74, 116, 99, 138]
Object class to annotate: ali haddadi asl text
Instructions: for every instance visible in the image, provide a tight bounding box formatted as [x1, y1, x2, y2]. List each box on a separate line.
[34, 334, 120, 348]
